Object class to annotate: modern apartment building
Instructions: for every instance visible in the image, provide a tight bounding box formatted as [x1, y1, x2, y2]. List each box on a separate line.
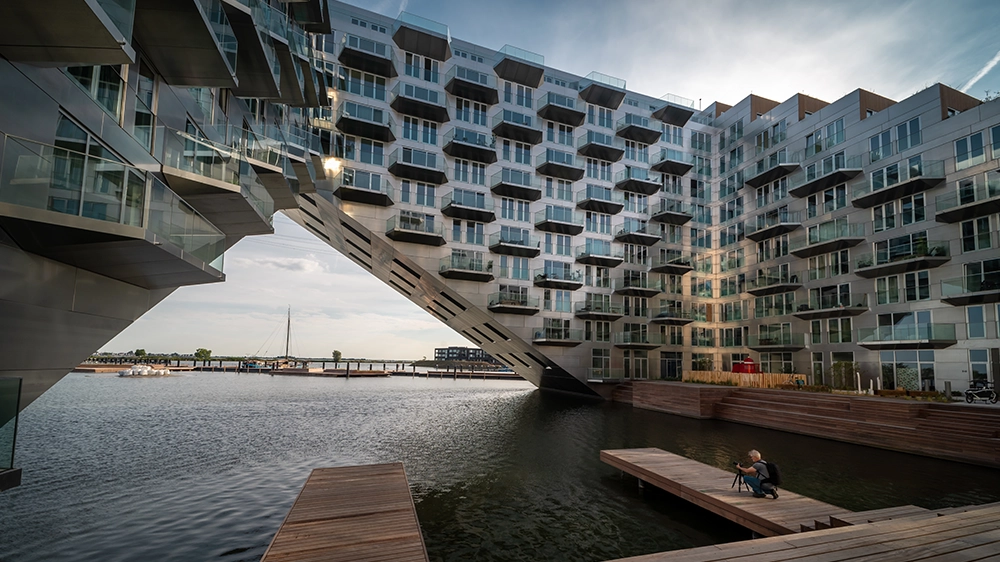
[434, 346, 499, 364]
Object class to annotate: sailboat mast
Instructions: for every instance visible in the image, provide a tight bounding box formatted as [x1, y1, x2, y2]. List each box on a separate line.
[284, 306, 290, 360]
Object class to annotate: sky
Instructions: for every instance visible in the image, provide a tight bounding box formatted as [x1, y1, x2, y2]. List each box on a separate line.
[102, 0, 1000, 360]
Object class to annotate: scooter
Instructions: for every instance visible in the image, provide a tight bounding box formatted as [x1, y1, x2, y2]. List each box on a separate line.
[965, 381, 998, 404]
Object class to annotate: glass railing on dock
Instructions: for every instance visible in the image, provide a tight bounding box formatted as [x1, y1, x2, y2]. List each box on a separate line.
[747, 270, 803, 291]
[337, 100, 394, 129]
[497, 44, 544, 65]
[612, 277, 663, 292]
[613, 332, 665, 346]
[391, 81, 444, 106]
[492, 109, 538, 130]
[652, 307, 696, 321]
[577, 130, 624, 151]
[650, 253, 694, 269]
[616, 113, 654, 131]
[652, 148, 693, 165]
[790, 221, 865, 252]
[388, 147, 445, 172]
[748, 210, 801, 233]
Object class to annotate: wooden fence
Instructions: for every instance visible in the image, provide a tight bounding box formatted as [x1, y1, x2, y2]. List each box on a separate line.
[684, 370, 806, 389]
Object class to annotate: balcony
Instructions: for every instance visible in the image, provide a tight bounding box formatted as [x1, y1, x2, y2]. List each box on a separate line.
[273, 34, 305, 106]
[488, 231, 540, 257]
[442, 127, 496, 164]
[338, 33, 396, 77]
[650, 148, 694, 176]
[613, 332, 665, 350]
[587, 368, 627, 381]
[935, 171, 1000, 223]
[941, 273, 1000, 306]
[651, 94, 696, 126]
[222, 0, 281, 98]
[537, 92, 586, 126]
[650, 199, 693, 225]
[0, 0, 136, 65]
[854, 241, 950, 278]
[491, 110, 543, 145]
[614, 167, 661, 195]
[649, 253, 694, 275]
[745, 271, 803, 296]
[336, 101, 395, 142]
[748, 333, 805, 351]
[494, 44, 545, 88]
[614, 222, 659, 246]
[441, 191, 495, 222]
[535, 149, 584, 181]
[297, 50, 322, 108]
[576, 130, 625, 162]
[613, 277, 663, 297]
[488, 292, 539, 315]
[788, 155, 863, 198]
[616, 114, 661, 144]
[533, 268, 583, 290]
[745, 152, 802, 189]
[575, 244, 625, 267]
[390, 82, 449, 123]
[579, 71, 626, 109]
[858, 324, 957, 350]
[745, 211, 802, 242]
[444, 65, 498, 105]
[532, 327, 583, 347]
[574, 302, 625, 321]
[332, 168, 394, 207]
[793, 294, 869, 321]
[439, 255, 494, 282]
[852, 159, 945, 209]
[576, 185, 624, 214]
[650, 307, 696, 326]
[534, 207, 584, 235]
[385, 215, 446, 246]
[287, 0, 329, 34]
[393, 11, 450, 61]
[490, 168, 541, 201]
[790, 222, 866, 258]
[387, 147, 448, 185]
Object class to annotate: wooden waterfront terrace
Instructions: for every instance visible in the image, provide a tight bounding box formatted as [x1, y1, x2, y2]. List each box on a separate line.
[260, 463, 428, 562]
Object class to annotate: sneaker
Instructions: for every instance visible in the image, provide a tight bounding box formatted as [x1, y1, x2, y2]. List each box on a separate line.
[753, 492, 767, 498]
[771, 488, 779, 499]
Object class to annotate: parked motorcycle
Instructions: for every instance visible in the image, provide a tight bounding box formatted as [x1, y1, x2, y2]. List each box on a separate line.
[965, 381, 998, 404]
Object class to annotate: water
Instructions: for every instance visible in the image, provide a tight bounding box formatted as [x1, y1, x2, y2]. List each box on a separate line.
[2, 373, 999, 562]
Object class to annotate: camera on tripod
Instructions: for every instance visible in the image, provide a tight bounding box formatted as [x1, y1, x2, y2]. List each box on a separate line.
[732, 461, 740, 467]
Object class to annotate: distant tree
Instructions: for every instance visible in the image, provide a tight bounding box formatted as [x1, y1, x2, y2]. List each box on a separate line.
[134, 349, 147, 358]
[195, 348, 212, 364]
[332, 350, 342, 362]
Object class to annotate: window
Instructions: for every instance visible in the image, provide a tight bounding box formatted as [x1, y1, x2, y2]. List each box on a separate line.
[968, 305, 986, 338]
[592, 348, 610, 375]
[828, 318, 852, 343]
[585, 158, 612, 181]
[869, 130, 891, 162]
[404, 52, 439, 83]
[623, 243, 647, 265]
[662, 124, 684, 146]
[544, 233, 572, 256]
[338, 67, 387, 101]
[453, 49, 484, 63]
[67, 65, 125, 118]
[661, 174, 683, 195]
[690, 228, 712, 249]
[585, 266, 611, 288]
[899, 193, 925, 226]
[543, 289, 571, 312]
[955, 132, 985, 170]
[876, 276, 900, 304]
[455, 98, 487, 126]
[502, 140, 530, 164]
[760, 353, 792, 375]
[690, 179, 709, 200]
[720, 249, 744, 272]
[499, 255, 529, 279]
[623, 140, 648, 163]
[585, 211, 611, 234]
[961, 217, 992, 252]
[692, 353, 713, 371]
[588, 105, 613, 128]
[896, 118, 920, 151]
[970, 350, 989, 383]
[547, 122, 573, 146]
[623, 193, 648, 214]
[451, 220, 485, 245]
[807, 184, 847, 218]
[691, 131, 712, 152]
[500, 198, 530, 222]
[872, 201, 896, 232]
[503, 81, 532, 108]
[905, 271, 930, 301]
[881, 350, 936, 391]
[825, 118, 845, 150]
[399, 181, 435, 206]
[811, 320, 822, 344]
[545, 178, 573, 201]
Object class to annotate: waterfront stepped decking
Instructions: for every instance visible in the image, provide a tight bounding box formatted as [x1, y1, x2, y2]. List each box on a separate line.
[600, 448, 853, 537]
[260, 463, 428, 562]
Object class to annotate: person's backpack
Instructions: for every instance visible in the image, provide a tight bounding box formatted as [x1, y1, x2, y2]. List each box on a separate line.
[762, 461, 782, 486]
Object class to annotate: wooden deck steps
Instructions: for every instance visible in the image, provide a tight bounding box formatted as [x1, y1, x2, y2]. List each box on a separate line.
[829, 505, 931, 527]
[261, 463, 428, 562]
[601, 448, 853, 537]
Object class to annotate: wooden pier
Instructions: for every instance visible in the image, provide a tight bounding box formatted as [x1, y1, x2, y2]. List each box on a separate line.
[260, 463, 428, 562]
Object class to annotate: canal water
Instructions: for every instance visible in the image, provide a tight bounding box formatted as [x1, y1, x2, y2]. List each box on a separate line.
[2, 373, 999, 562]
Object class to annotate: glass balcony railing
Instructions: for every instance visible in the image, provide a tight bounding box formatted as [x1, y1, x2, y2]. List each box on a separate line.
[614, 221, 655, 237]
[747, 270, 803, 291]
[790, 222, 865, 252]
[613, 332, 665, 346]
[613, 277, 663, 292]
[942, 272, 1000, 297]
[936, 171, 1000, 212]
[498, 44, 544, 66]
[440, 254, 492, 274]
[853, 159, 945, 200]
[538, 91, 578, 111]
[748, 333, 805, 347]
[396, 11, 450, 37]
[392, 81, 443, 106]
[338, 100, 393, 129]
[855, 241, 950, 269]
[583, 71, 625, 90]
[577, 184, 623, 206]
[650, 253, 693, 269]
[148, 177, 227, 269]
[652, 307, 696, 321]
[446, 65, 495, 88]
[489, 231, 539, 249]
[341, 33, 392, 60]
[616, 113, 654, 131]
[231, 126, 283, 169]
[196, 0, 238, 73]
[442, 190, 492, 211]
[490, 168, 538, 189]
[489, 291, 538, 309]
[532, 328, 583, 342]
[492, 109, 537, 130]
[747, 150, 801, 180]
[388, 147, 445, 172]
[96, 0, 136, 40]
[160, 127, 241, 186]
[652, 148, 693, 165]
[747, 210, 801, 233]
[575, 302, 624, 316]
[575, 243, 623, 260]
[0, 377, 21, 472]
[536, 149, 578, 168]
[386, 214, 443, 236]
[587, 368, 625, 380]
[533, 267, 582, 283]
[806, 293, 868, 311]
[615, 167, 660, 184]
[535, 207, 582, 225]
[239, 164, 275, 220]
[335, 168, 393, 197]
[857, 324, 956, 344]
[651, 198, 692, 216]
[577, 130, 624, 151]
[446, 127, 494, 149]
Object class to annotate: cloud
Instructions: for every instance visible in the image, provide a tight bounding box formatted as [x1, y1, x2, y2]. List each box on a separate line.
[230, 256, 327, 273]
[961, 48, 1000, 93]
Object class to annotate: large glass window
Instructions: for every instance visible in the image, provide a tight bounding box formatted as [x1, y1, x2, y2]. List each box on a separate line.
[955, 132, 985, 170]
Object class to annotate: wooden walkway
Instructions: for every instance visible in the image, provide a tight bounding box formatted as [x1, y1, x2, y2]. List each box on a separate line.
[260, 463, 428, 562]
[601, 448, 853, 536]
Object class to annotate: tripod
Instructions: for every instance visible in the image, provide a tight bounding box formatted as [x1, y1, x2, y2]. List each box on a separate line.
[731, 464, 749, 493]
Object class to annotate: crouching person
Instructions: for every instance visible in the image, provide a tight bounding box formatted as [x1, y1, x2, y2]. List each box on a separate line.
[736, 449, 779, 499]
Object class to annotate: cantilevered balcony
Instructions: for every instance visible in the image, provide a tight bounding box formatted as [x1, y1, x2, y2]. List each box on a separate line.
[577, 130, 625, 162]
[790, 221, 865, 258]
[575, 243, 624, 267]
[651, 94, 696, 126]
[858, 324, 957, 350]
[574, 302, 625, 321]
[613, 332, 665, 350]
[533, 267, 583, 290]
[387, 147, 448, 185]
[745, 151, 802, 189]
[616, 114, 661, 144]
[748, 333, 806, 352]
[336, 101, 395, 142]
[614, 221, 659, 246]
[745, 210, 802, 242]
[444, 65, 498, 105]
[612, 277, 662, 297]
[536, 149, 584, 181]
[442, 127, 496, 164]
[393, 11, 450, 61]
[935, 171, 1000, 223]
[854, 241, 950, 278]
[441, 190, 495, 222]
[338, 33, 396, 77]
[287, 0, 329, 33]
[385, 215, 445, 246]
[532, 327, 583, 347]
[650, 148, 694, 176]
[793, 294, 869, 321]
[439, 254, 493, 282]
[650, 307, 696, 326]
[491, 110, 543, 144]
[390, 82, 449, 123]
[649, 253, 694, 275]
[488, 231, 540, 257]
[788, 155, 863, 198]
[941, 273, 1000, 305]
[0, 136, 226, 289]
[332, 168, 394, 207]
[488, 292, 539, 315]
[650, 199, 693, 225]
[745, 271, 803, 296]
[222, 0, 281, 98]
[576, 185, 624, 214]
[614, 167, 661, 195]
[494, 44, 544, 88]
[0, 0, 136, 65]
[534, 207, 584, 235]
[490, 168, 541, 201]
[852, 159, 945, 209]
[579, 71, 626, 109]
[134, 0, 238, 88]
[537, 92, 586, 126]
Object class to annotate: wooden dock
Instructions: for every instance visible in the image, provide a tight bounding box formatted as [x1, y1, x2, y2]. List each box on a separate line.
[260, 463, 428, 562]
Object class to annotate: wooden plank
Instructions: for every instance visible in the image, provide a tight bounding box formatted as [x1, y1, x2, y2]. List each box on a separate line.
[261, 463, 428, 562]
